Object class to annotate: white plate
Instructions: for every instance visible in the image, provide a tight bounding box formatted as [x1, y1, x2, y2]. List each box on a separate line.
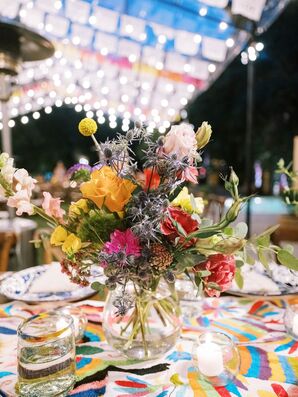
[0, 264, 103, 302]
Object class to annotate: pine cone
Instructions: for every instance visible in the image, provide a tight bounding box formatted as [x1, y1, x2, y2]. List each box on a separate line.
[149, 243, 173, 271]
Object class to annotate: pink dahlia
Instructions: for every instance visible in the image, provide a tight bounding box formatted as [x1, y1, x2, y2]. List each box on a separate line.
[104, 229, 141, 257]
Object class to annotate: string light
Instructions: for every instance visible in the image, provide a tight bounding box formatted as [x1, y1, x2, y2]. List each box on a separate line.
[89, 15, 97, 25]
[158, 34, 167, 44]
[256, 42, 264, 51]
[21, 116, 29, 124]
[45, 106, 52, 114]
[8, 120, 15, 128]
[199, 7, 207, 16]
[75, 104, 83, 112]
[155, 62, 163, 70]
[33, 112, 40, 120]
[194, 34, 202, 43]
[208, 63, 216, 73]
[219, 21, 228, 31]
[226, 38, 235, 48]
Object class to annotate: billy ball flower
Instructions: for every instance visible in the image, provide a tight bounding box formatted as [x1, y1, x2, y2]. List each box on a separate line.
[78, 118, 98, 136]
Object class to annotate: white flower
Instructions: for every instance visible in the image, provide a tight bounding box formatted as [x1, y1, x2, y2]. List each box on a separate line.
[7, 190, 34, 216]
[1, 158, 15, 183]
[14, 168, 37, 197]
[163, 123, 197, 161]
[0, 153, 9, 167]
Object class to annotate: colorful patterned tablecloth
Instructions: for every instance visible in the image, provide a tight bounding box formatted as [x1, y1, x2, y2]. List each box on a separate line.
[0, 297, 297, 397]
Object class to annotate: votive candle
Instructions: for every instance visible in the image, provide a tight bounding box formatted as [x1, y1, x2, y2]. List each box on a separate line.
[197, 339, 224, 377]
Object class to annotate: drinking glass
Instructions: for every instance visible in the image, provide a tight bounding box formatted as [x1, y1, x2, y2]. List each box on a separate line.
[17, 312, 76, 397]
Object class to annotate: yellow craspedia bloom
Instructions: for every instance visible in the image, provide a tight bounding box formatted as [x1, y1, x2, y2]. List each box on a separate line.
[172, 187, 204, 214]
[78, 118, 98, 136]
[62, 234, 82, 255]
[69, 199, 89, 216]
[50, 225, 68, 246]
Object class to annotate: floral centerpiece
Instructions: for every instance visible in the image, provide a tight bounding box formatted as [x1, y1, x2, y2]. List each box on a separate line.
[0, 119, 296, 360]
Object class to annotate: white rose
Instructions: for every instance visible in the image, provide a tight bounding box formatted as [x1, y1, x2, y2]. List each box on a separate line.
[163, 123, 197, 161]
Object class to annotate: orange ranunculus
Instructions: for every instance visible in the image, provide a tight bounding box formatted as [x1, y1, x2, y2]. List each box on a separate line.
[80, 166, 136, 212]
[143, 168, 160, 190]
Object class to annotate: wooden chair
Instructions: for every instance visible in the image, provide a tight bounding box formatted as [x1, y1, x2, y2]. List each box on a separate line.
[271, 215, 298, 245]
[0, 231, 17, 272]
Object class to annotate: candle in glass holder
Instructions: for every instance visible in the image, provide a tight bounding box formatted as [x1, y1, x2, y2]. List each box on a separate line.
[57, 305, 87, 342]
[197, 338, 224, 377]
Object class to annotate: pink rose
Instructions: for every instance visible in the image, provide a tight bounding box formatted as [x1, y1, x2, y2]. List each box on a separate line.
[7, 190, 34, 216]
[163, 123, 197, 161]
[42, 192, 65, 220]
[194, 254, 236, 297]
[178, 166, 198, 184]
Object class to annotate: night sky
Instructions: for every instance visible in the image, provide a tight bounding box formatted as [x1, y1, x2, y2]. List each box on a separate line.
[9, 1, 298, 188]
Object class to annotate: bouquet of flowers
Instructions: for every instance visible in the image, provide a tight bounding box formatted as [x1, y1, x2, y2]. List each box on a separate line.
[0, 118, 296, 359]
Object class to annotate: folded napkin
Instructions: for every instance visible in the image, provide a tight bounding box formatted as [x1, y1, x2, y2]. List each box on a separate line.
[29, 263, 79, 293]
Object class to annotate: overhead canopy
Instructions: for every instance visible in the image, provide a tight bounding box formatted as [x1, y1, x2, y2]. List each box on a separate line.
[0, 0, 290, 131]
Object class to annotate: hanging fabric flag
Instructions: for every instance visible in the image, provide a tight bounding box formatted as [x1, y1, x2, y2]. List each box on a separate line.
[200, 0, 229, 7]
[232, 0, 267, 22]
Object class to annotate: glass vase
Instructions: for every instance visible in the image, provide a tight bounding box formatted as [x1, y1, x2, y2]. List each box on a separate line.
[103, 280, 181, 360]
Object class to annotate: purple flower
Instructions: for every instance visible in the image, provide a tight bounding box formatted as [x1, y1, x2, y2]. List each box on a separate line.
[67, 163, 92, 176]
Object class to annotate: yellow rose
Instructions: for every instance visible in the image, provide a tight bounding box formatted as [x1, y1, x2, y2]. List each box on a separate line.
[196, 121, 212, 150]
[172, 187, 204, 214]
[80, 166, 136, 212]
[62, 234, 82, 254]
[69, 199, 89, 216]
[50, 226, 68, 246]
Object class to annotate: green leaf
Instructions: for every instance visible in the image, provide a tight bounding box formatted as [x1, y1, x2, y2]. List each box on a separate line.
[176, 253, 205, 271]
[206, 282, 221, 291]
[277, 249, 298, 271]
[195, 230, 218, 238]
[256, 224, 280, 240]
[170, 373, 184, 386]
[235, 269, 244, 289]
[283, 244, 294, 254]
[258, 248, 270, 270]
[246, 255, 255, 266]
[91, 281, 105, 291]
[168, 214, 187, 237]
[76, 345, 103, 355]
[256, 234, 270, 248]
[234, 222, 248, 239]
[236, 259, 244, 268]
[197, 270, 211, 278]
[194, 273, 202, 288]
[223, 226, 234, 236]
